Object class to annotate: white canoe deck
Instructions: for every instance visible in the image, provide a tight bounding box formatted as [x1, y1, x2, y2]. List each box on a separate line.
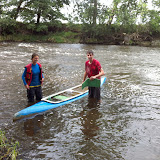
[42, 84, 88, 104]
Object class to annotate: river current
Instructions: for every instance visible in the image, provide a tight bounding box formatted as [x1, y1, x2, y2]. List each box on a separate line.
[0, 42, 160, 160]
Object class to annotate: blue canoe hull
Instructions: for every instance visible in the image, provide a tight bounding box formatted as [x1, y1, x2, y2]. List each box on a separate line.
[14, 77, 106, 119]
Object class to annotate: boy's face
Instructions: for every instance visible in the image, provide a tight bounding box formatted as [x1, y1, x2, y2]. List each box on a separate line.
[87, 53, 93, 61]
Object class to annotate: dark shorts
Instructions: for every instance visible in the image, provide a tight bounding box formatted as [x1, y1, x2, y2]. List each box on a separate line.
[27, 86, 42, 102]
[88, 87, 100, 100]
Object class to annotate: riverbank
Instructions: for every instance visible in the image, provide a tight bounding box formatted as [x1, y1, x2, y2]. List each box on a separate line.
[0, 31, 80, 43]
[0, 31, 160, 47]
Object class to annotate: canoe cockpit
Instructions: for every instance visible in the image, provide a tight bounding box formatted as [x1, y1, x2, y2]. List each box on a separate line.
[42, 84, 88, 103]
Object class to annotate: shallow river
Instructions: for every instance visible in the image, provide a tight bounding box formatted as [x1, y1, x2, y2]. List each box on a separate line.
[0, 42, 160, 160]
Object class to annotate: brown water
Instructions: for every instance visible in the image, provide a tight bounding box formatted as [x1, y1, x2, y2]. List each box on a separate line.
[0, 42, 160, 160]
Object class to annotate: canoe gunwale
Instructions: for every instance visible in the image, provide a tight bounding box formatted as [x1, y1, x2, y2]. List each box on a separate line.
[42, 84, 88, 104]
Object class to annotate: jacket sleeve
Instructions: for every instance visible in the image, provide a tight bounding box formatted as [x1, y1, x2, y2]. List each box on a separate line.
[22, 67, 27, 86]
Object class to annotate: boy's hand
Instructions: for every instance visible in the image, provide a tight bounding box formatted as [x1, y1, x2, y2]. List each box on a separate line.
[25, 84, 30, 89]
[90, 76, 96, 81]
[41, 78, 44, 85]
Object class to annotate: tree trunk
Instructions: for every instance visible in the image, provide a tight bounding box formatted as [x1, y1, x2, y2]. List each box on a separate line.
[37, 11, 41, 24]
[93, 0, 97, 25]
[14, 0, 23, 20]
[107, 9, 115, 25]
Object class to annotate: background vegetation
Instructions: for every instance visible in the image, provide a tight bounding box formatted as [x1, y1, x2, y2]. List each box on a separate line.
[0, 0, 160, 44]
[0, 130, 19, 160]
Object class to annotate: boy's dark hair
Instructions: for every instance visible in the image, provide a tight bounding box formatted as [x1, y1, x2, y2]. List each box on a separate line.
[31, 53, 39, 59]
[87, 50, 94, 55]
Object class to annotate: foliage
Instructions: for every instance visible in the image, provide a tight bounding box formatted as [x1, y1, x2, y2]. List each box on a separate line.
[0, 0, 160, 43]
[0, 130, 19, 160]
[147, 10, 160, 34]
[0, 18, 17, 35]
[1, 0, 70, 23]
[152, 0, 160, 8]
[0, 31, 80, 43]
[73, 0, 101, 25]
[66, 23, 82, 32]
[137, 0, 149, 23]
[115, 0, 139, 26]
[25, 23, 49, 33]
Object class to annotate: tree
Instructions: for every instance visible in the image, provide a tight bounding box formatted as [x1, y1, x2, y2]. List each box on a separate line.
[137, 0, 148, 23]
[93, 0, 97, 25]
[1, 0, 70, 24]
[152, 0, 160, 8]
[23, 0, 70, 24]
[147, 10, 160, 34]
[107, 0, 121, 25]
[115, 0, 138, 25]
[151, 0, 160, 33]
[73, 0, 100, 25]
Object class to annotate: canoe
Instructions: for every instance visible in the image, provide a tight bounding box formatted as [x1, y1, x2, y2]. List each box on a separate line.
[13, 77, 106, 120]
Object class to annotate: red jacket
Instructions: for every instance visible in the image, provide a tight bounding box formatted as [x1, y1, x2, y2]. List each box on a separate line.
[25, 62, 43, 85]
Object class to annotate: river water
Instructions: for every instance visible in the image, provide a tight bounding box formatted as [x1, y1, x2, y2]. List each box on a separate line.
[0, 42, 160, 160]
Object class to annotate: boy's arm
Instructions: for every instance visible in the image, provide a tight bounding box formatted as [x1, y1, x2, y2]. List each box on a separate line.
[90, 68, 105, 80]
[83, 71, 87, 82]
[41, 73, 44, 85]
[22, 68, 30, 89]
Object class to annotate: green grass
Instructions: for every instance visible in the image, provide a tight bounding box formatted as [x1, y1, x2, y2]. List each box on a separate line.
[0, 130, 19, 160]
[0, 31, 80, 43]
[47, 31, 80, 43]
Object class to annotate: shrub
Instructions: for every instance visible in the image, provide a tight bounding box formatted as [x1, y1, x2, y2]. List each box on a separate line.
[0, 130, 19, 160]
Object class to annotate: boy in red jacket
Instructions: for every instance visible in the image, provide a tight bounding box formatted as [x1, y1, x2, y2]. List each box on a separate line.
[83, 50, 104, 101]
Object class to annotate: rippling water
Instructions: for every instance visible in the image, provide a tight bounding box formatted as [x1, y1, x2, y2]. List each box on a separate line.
[0, 42, 160, 160]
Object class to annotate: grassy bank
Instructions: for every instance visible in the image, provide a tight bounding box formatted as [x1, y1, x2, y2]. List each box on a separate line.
[0, 31, 80, 43]
[0, 130, 19, 160]
[1, 30, 159, 47]
[0, 20, 160, 45]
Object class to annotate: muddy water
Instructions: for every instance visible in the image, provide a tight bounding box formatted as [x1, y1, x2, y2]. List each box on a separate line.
[0, 42, 160, 160]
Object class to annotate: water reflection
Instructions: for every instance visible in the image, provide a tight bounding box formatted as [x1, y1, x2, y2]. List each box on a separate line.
[80, 99, 101, 140]
[23, 115, 44, 136]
